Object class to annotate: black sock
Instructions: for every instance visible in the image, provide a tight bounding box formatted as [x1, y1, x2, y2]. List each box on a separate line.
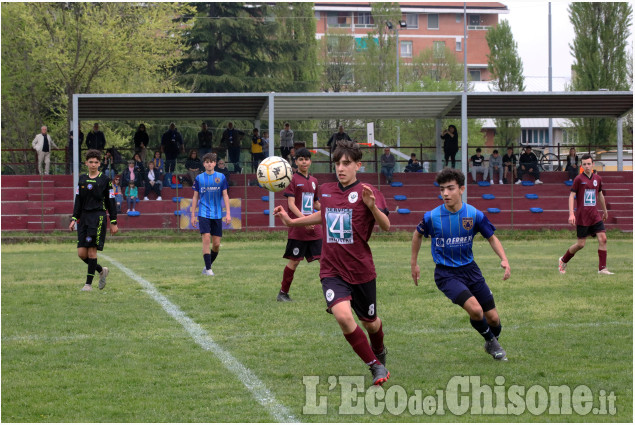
[210, 250, 219, 266]
[203, 254, 212, 270]
[470, 317, 495, 341]
[491, 322, 502, 339]
[82, 257, 102, 273]
[86, 258, 97, 285]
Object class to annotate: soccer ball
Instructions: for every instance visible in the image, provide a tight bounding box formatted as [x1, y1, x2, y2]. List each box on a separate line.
[257, 156, 293, 192]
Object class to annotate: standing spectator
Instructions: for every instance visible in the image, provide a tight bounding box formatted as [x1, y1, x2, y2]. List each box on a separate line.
[85, 123, 106, 151]
[143, 161, 163, 201]
[198, 122, 214, 157]
[125, 181, 139, 213]
[565, 147, 579, 181]
[133, 124, 149, 162]
[161, 122, 184, 174]
[69, 149, 118, 291]
[67, 122, 84, 174]
[279, 122, 294, 161]
[32, 125, 58, 175]
[184, 149, 203, 186]
[221, 122, 245, 174]
[470, 148, 488, 183]
[152, 151, 164, 174]
[262, 131, 270, 158]
[251, 128, 265, 172]
[380, 147, 396, 184]
[289, 147, 298, 171]
[441, 124, 459, 168]
[405, 153, 423, 172]
[516, 146, 542, 184]
[191, 153, 231, 276]
[502, 147, 517, 184]
[488, 150, 503, 184]
[101, 150, 118, 180]
[327, 125, 352, 156]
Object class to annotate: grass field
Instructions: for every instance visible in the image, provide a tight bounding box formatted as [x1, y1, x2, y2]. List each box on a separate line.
[1, 232, 632, 422]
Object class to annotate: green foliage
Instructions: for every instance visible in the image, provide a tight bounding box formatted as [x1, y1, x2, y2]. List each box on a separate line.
[319, 28, 356, 92]
[178, 3, 318, 93]
[568, 2, 633, 147]
[486, 20, 525, 148]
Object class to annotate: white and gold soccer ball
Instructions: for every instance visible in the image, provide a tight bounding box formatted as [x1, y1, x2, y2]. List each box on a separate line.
[257, 156, 293, 192]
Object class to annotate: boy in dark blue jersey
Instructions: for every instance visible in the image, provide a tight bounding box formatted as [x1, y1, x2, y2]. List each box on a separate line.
[410, 169, 511, 361]
[191, 153, 231, 276]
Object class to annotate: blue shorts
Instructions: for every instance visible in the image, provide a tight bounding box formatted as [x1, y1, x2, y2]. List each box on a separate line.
[198, 217, 223, 237]
[434, 262, 495, 311]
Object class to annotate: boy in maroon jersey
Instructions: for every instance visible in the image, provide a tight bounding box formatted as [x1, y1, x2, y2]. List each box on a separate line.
[274, 140, 391, 386]
[559, 154, 613, 275]
[277, 148, 322, 302]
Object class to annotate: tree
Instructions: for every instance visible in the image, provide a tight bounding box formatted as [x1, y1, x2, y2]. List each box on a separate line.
[1, 2, 189, 161]
[178, 3, 317, 93]
[486, 20, 525, 147]
[568, 2, 633, 147]
[319, 28, 356, 92]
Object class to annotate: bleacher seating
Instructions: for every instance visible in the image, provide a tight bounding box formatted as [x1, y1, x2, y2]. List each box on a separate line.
[1, 171, 632, 232]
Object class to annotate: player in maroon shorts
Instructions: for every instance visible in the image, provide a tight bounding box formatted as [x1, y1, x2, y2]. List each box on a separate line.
[559, 154, 614, 275]
[274, 140, 391, 386]
[277, 148, 322, 302]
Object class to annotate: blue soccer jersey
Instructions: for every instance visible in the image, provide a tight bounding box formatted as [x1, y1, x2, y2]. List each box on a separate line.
[192, 171, 228, 219]
[416, 203, 495, 267]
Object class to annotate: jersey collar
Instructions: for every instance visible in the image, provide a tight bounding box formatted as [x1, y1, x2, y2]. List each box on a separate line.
[338, 179, 360, 192]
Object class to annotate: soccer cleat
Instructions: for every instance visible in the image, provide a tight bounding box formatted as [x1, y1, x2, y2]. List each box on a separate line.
[157, 196, 162, 201]
[202, 268, 215, 276]
[375, 346, 387, 366]
[515, 180, 522, 185]
[484, 337, 507, 361]
[535, 179, 543, 184]
[558, 257, 567, 274]
[369, 362, 390, 386]
[277, 291, 292, 302]
[81, 284, 92, 291]
[98, 267, 109, 289]
[598, 269, 614, 275]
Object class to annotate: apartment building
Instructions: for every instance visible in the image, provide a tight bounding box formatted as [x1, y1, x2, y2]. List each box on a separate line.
[314, 2, 509, 81]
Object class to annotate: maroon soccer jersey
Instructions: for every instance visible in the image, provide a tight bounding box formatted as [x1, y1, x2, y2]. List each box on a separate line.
[283, 172, 322, 241]
[318, 180, 388, 284]
[571, 171, 604, 226]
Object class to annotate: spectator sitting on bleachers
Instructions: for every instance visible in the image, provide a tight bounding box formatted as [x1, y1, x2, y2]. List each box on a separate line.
[143, 161, 163, 201]
[516, 146, 543, 184]
[565, 147, 579, 181]
[183, 149, 203, 186]
[152, 151, 165, 174]
[214, 159, 235, 186]
[488, 150, 503, 184]
[405, 153, 423, 172]
[470, 148, 488, 183]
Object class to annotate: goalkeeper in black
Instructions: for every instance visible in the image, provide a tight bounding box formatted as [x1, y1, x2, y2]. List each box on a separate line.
[69, 149, 119, 291]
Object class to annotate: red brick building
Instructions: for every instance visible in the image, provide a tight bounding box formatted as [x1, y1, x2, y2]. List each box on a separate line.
[314, 2, 508, 81]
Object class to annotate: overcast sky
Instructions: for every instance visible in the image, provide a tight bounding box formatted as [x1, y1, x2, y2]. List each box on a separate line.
[503, 1, 576, 79]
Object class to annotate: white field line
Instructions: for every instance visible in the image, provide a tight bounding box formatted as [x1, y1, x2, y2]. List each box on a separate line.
[100, 254, 298, 423]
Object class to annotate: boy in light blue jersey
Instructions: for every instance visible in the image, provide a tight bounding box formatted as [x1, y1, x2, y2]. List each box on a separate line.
[191, 153, 231, 276]
[411, 169, 511, 361]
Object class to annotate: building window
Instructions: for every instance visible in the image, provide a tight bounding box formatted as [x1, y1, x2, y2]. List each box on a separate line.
[456, 13, 462, 23]
[355, 12, 374, 28]
[433, 41, 445, 58]
[469, 14, 481, 26]
[400, 41, 413, 58]
[469, 69, 481, 81]
[327, 12, 351, 28]
[427, 13, 439, 30]
[456, 39, 462, 51]
[406, 13, 418, 29]
[522, 129, 550, 145]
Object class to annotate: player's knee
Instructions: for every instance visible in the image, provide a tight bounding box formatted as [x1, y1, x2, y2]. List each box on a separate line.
[576, 239, 586, 249]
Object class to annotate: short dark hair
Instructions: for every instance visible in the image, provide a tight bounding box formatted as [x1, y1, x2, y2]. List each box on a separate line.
[85, 149, 102, 161]
[476, 148, 482, 152]
[493, 149, 498, 154]
[253, 128, 259, 132]
[295, 147, 311, 159]
[410, 153, 416, 157]
[581, 154, 594, 162]
[333, 140, 362, 163]
[436, 168, 465, 187]
[202, 153, 217, 163]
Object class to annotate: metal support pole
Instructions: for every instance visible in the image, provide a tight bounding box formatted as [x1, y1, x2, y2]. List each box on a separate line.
[435, 119, 443, 171]
[72, 95, 79, 194]
[462, 3, 468, 202]
[617, 117, 623, 171]
[268, 94, 275, 227]
[548, 3, 553, 150]
[396, 28, 401, 148]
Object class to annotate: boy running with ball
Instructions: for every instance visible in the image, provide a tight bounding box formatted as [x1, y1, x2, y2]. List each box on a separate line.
[277, 148, 322, 302]
[274, 141, 391, 385]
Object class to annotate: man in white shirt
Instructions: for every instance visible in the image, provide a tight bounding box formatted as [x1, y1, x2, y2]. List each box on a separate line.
[32, 126, 59, 175]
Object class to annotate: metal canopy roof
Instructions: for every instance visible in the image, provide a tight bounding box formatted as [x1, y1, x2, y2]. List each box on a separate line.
[76, 91, 632, 121]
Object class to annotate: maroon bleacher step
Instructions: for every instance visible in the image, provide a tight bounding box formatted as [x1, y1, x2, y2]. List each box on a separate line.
[27, 193, 55, 202]
[27, 206, 56, 215]
[26, 220, 56, 231]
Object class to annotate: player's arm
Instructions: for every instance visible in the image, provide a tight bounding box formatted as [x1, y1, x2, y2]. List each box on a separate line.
[568, 191, 576, 226]
[222, 188, 231, 224]
[273, 206, 321, 227]
[105, 181, 118, 235]
[361, 184, 390, 231]
[487, 235, 510, 280]
[69, 186, 82, 231]
[191, 190, 199, 225]
[598, 191, 608, 222]
[410, 230, 424, 286]
[286, 196, 303, 218]
[314, 200, 321, 211]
